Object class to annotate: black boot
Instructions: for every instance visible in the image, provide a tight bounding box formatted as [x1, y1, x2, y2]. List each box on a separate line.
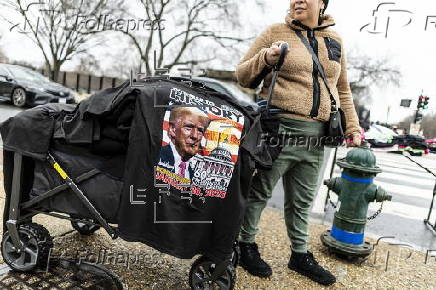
[288, 251, 336, 286]
[238, 242, 272, 278]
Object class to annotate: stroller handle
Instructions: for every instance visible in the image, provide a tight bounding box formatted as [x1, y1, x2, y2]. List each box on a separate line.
[265, 42, 289, 112]
[275, 42, 289, 71]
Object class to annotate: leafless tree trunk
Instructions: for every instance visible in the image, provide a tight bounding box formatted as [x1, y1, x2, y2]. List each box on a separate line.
[1, 0, 125, 80]
[421, 113, 436, 138]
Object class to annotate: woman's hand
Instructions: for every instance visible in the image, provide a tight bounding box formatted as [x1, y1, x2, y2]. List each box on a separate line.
[266, 41, 289, 66]
[346, 132, 362, 147]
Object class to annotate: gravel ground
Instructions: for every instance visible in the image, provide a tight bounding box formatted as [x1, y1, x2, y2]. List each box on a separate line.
[0, 171, 435, 289]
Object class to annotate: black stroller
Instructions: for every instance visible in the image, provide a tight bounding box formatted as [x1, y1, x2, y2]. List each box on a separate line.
[0, 77, 270, 289]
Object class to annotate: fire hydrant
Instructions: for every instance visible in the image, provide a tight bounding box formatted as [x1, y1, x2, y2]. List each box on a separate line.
[320, 145, 392, 258]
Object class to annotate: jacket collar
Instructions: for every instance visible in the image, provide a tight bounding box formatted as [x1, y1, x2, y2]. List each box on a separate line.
[285, 13, 335, 31]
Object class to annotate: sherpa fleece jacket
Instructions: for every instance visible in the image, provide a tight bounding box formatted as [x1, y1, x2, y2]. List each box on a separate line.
[236, 14, 360, 137]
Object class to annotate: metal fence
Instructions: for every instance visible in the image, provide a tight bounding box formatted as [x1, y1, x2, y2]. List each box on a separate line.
[39, 69, 127, 94]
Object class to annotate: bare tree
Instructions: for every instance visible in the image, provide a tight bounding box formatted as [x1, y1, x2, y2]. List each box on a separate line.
[398, 114, 414, 134]
[347, 52, 401, 103]
[421, 113, 436, 138]
[74, 48, 136, 79]
[75, 52, 102, 75]
[398, 111, 436, 138]
[118, 0, 260, 76]
[1, 0, 125, 80]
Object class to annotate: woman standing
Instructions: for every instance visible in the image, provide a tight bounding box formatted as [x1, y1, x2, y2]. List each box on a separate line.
[236, 0, 361, 286]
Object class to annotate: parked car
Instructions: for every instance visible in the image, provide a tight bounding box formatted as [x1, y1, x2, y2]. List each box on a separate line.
[192, 77, 256, 109]
[365, 124, 398, 148]
[0, 64, 76, 107]
[394, 134, 429, 156]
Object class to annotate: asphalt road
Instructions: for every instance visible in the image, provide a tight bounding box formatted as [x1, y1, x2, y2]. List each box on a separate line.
[0, 100, 24, 147]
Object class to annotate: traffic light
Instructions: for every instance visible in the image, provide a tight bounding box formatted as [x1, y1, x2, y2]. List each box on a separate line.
[417, 95, 425, 109]
[423, 96, 430, 109]
[415, 95, 429, 123]
[417, 95, 430, 110]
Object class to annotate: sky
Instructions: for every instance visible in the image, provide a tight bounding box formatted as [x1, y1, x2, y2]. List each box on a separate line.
[242, 0, 436, 123]
[1, 0, 436, 123]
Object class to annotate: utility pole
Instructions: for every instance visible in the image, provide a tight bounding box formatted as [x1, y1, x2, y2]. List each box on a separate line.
[386, 105, 391, 124]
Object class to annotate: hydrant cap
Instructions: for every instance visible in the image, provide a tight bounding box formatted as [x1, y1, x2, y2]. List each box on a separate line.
[336, 146, 382, 174]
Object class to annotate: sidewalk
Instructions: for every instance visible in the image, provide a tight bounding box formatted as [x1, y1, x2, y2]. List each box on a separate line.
[0, 178, 435, 289]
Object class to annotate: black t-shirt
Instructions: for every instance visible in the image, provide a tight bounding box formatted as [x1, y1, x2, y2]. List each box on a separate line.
[118, 78, 269, 262]
[0, 77, 270, 263]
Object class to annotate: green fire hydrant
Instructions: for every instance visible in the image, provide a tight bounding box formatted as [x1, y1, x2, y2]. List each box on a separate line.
[320, 145, 392, 258]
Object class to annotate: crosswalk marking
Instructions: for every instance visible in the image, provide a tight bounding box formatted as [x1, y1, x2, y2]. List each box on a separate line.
[313, 149, 436, 225]
[333, 168, 434, 189]
[376, 181, 433, 200]
[368, 201, 432, 221]
[377, 161, 429, 173]
[377, 171, 435, 188]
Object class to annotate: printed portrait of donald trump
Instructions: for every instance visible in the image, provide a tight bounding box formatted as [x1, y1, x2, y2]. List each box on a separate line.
[158, 107, 211, 180]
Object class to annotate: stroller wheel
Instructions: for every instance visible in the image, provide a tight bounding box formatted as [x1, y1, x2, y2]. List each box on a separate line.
[71, 220, 100, 236]
[1, 223, 53, 272]
[189, 256, 236, 290]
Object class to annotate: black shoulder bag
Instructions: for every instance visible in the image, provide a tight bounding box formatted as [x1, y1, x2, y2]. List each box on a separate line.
[295, 30, 346, 147]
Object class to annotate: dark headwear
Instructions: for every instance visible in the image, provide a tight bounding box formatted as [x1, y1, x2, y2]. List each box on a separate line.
[318, 0, 329, 25]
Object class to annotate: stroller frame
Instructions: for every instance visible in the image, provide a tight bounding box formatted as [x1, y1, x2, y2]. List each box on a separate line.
[3, 151, 238, 289]
[5, 151, 118, 252]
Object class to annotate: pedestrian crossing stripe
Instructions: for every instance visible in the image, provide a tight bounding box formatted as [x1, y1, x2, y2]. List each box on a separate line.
[368, 201, 430, 221]
[377, 171, 435, 188]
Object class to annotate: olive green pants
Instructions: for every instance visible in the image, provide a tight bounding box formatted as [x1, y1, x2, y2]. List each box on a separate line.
[239, 118, 325, 253]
